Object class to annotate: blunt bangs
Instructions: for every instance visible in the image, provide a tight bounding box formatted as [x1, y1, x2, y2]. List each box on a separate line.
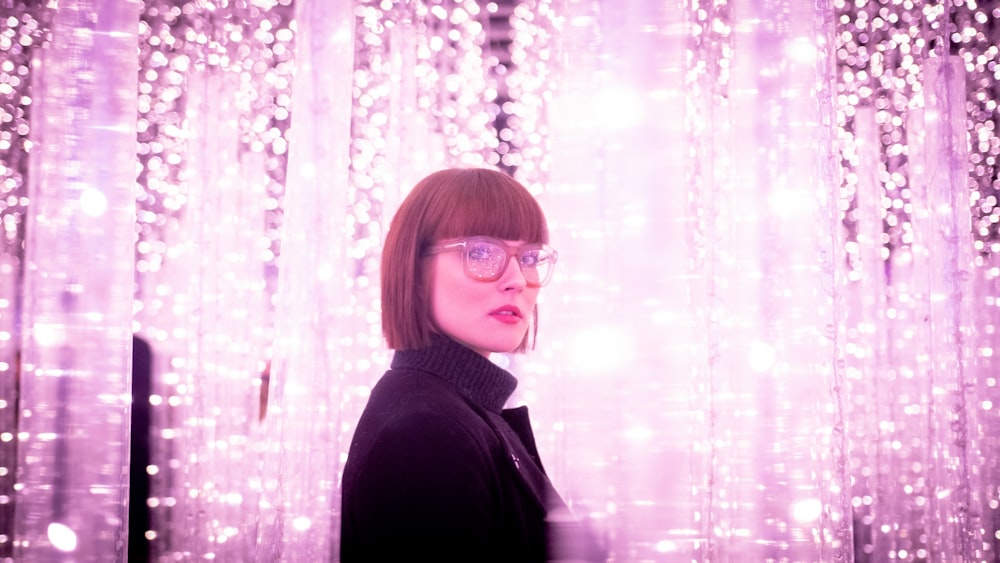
[419, 169, 548, 246]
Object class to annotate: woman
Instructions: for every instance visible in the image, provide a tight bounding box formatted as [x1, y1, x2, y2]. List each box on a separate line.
[340, 168, 593, 561]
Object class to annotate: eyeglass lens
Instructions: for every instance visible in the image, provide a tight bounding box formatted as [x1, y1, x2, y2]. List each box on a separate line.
[464, 239, 552, 286]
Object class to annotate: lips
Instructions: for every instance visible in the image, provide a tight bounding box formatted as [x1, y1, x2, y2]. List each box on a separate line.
[489, 305, 522, 324]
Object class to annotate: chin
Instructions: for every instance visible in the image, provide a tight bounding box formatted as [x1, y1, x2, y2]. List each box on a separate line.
[498, 341, 525, 354]
[478, 341, 520, 355]
[472, 330, 528, 355]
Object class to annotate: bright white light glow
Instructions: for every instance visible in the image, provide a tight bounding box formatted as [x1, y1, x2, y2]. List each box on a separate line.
[567, 325, 636, 374]
[317, 262, 336, 281]
[655, 539, 678, 553]
[624, 425, 653, 442]
[785, 37, 818, 63]
[80, 188, 108, 217]
[33, 323, 67, 347]
[791, 498, 823, 523]
[592, 87, 645, 129]
[292, 516, 312, 531]
[47, 522, 78, 552]
[769, 187, 816, 219]
[748, 341, 776, 372]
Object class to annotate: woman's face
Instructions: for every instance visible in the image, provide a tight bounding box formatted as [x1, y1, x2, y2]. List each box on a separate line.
[427, 238, 541, 356]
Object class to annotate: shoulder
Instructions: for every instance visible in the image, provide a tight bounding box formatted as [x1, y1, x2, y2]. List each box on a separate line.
[347, 368, 501, 466]
[342, 369, 505, 518]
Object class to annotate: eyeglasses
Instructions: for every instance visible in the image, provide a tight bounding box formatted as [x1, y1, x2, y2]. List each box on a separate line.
[425, 236, 559, 288]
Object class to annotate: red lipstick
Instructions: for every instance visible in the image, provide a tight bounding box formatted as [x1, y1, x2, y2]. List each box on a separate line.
[489, 305, 522, 324]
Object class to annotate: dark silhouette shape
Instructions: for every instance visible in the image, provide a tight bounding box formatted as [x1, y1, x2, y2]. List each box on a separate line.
[129, 335, 152, 562]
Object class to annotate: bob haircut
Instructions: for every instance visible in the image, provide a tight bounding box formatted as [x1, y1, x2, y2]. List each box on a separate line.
[381, 168, 550, 352]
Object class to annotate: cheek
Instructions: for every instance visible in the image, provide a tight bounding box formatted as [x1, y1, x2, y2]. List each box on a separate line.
[434, 267, 477, 305]
[427, 258, 470, 324]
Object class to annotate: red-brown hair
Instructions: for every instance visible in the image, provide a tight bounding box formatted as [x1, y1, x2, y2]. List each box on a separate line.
[381, 168, 549, 351]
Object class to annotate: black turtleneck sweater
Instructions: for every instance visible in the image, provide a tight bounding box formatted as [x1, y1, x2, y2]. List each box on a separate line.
[339, 338, 557, 562]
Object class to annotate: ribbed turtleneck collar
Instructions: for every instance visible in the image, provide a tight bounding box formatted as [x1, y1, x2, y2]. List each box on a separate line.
[391, 338, 518, 414]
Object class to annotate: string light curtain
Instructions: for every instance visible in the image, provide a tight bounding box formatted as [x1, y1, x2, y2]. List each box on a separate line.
[131, 0, 502, 559]
[508, 0, 998, 561]
[6, 0, 140, 560]
[0, 4, 41, 555]
[0, 0, 998, 562]
[130, 3, 292, 558]
[833, 2, 997, 561]
[254, 0, 353, 560]
[517, 0, 849, 560]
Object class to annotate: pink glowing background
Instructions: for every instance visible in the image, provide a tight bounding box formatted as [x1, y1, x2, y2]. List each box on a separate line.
[0, 0, 998, 561]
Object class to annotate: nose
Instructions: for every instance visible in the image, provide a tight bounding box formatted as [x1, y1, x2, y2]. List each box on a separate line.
[498, 254, 527, 291]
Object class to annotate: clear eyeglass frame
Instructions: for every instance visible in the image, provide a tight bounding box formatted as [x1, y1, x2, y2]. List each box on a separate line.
[425, 236, 559, 288]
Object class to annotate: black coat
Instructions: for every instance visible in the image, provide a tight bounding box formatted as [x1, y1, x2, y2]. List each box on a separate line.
[340, 339, 558, 562]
